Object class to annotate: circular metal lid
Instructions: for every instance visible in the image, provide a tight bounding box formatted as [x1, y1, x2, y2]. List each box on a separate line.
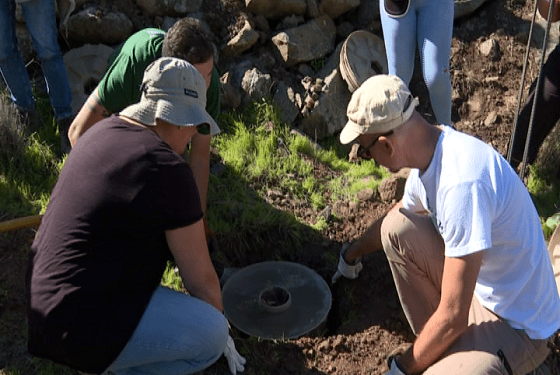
[222, 261, 332, 340]
[340, 30, 388, 92]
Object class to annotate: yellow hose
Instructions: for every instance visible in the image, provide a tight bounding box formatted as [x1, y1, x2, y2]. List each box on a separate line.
[0, 214, 43, 234]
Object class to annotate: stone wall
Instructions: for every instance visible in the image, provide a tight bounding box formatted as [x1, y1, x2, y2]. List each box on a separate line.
[15, 0, 489, 139]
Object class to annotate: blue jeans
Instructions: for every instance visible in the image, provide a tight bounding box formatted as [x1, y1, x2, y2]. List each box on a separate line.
[102, 286, 229, 375]
[0, 0, 73, 120]
[380, 0, 454, 125]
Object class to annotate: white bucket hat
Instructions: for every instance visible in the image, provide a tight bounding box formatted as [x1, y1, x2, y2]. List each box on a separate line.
[120, 57, 219, 135]
[340, 74, 418, 144]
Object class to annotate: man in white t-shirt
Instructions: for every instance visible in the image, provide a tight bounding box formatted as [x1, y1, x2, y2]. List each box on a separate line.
[333, 74, 560, 375]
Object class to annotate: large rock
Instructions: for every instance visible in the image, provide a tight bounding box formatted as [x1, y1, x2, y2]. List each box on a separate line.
[246, 0, 307, 19]
[241, 68, 273, 101]
[298, 41, 352, 139]
[454, 0, 489, 19]
[319, 0, 361, 20]
[220, 71, 243, 109]
[136, 0, 203, 17]
[346, 0, 380, 29]
[271, 15, 336, 67]
[316, 40, 344, 80]
[65, 7, 133, 45]
[306, 0, 319, 18]
[222, 20, 260, 57]
[299, 68, 351, 139]
[272, 81, 301, 125]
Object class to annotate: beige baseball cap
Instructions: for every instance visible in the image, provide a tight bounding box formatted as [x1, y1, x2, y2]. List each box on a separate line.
[340, 74, 418, 144]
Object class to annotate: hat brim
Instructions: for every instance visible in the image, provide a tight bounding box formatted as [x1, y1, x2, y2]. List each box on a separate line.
[339, 120, 363, 144]
[120, 99, 220, 135]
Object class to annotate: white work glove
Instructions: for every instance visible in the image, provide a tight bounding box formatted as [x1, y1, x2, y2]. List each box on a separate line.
[331, 242, 363, 283]
[386, 356, 408, 375]
[223, 334, 246, 374]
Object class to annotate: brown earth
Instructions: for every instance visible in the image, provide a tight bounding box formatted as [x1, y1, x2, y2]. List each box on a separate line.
[1, 0, 560, 374]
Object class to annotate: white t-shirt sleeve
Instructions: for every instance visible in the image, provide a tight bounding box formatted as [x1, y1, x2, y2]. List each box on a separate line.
[402, 170, 426, 213]
[439, 181, 495, 257]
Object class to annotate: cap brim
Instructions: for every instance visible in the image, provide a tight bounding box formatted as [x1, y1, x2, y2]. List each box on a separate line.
[339, 121, 362, 144]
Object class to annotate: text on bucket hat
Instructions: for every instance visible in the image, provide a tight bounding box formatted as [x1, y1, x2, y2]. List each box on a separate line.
[339, 74, 418, 144]
[120, 57, 219, 135]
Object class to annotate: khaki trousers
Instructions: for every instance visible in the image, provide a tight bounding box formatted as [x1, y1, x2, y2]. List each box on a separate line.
[380, 207, 550, 375]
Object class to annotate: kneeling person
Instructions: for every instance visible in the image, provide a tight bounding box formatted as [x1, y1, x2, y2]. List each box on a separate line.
[26, 57, 245, 375]
[333, 74, 560, 375]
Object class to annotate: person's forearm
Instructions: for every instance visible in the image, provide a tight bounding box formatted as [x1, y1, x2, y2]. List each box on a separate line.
[187, 133, 211, 215]
[68, 87, 110, 146]
[397, 253, 481, 374]
[397, 309, 466, 374]
[183, 270, 224, 312]
[180, 237, 223, 311]
[166, 222, 223, 312]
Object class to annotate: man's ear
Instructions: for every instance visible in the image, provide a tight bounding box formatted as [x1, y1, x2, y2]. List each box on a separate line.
[379, 135, 394, 157]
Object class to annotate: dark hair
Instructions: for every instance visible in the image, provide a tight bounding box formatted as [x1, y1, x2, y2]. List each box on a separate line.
[162, 18, 214, 65]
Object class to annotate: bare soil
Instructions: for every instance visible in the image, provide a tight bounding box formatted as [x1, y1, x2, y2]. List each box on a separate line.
[1, 0, 559, 374]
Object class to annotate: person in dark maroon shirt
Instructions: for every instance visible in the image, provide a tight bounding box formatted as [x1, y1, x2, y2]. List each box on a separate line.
[26, 57, 245, 375]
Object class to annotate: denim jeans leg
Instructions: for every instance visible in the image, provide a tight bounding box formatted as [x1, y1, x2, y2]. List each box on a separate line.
[380, 0, 417, 85]
[0, 0, 35, 111]
[104, 286, 229, 375]
[20, 0, 73, 120]
[417, 0, 454, 125]
[380, 0, 453, 125]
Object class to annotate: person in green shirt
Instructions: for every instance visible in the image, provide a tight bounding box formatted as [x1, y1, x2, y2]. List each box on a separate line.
[68, 18, 220, 240]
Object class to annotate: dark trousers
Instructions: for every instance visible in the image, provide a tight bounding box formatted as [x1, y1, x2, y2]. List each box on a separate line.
[510, 43, 560, 168]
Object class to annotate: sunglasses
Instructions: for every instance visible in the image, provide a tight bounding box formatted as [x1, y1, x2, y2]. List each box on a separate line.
[357, 130, 394, 160]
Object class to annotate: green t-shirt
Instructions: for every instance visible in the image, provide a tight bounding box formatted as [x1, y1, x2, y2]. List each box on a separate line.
[97, 28, 221, 121]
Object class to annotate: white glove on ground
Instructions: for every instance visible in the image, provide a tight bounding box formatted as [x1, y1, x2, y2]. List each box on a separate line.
[386, 356, 407, 375]
[331, 242, 363, 283]
[223, 334, 246, 374]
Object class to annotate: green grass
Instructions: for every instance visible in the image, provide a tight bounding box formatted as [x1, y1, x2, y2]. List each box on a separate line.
[161, 262, 187, 292]
[526, 165, 560, 239]
[206, 100, 390, 265]
[0, 94, 64, 219]
[214, 101, 389, 204]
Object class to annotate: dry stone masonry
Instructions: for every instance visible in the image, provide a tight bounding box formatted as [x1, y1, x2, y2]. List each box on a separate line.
[15, 0, 491, 140]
